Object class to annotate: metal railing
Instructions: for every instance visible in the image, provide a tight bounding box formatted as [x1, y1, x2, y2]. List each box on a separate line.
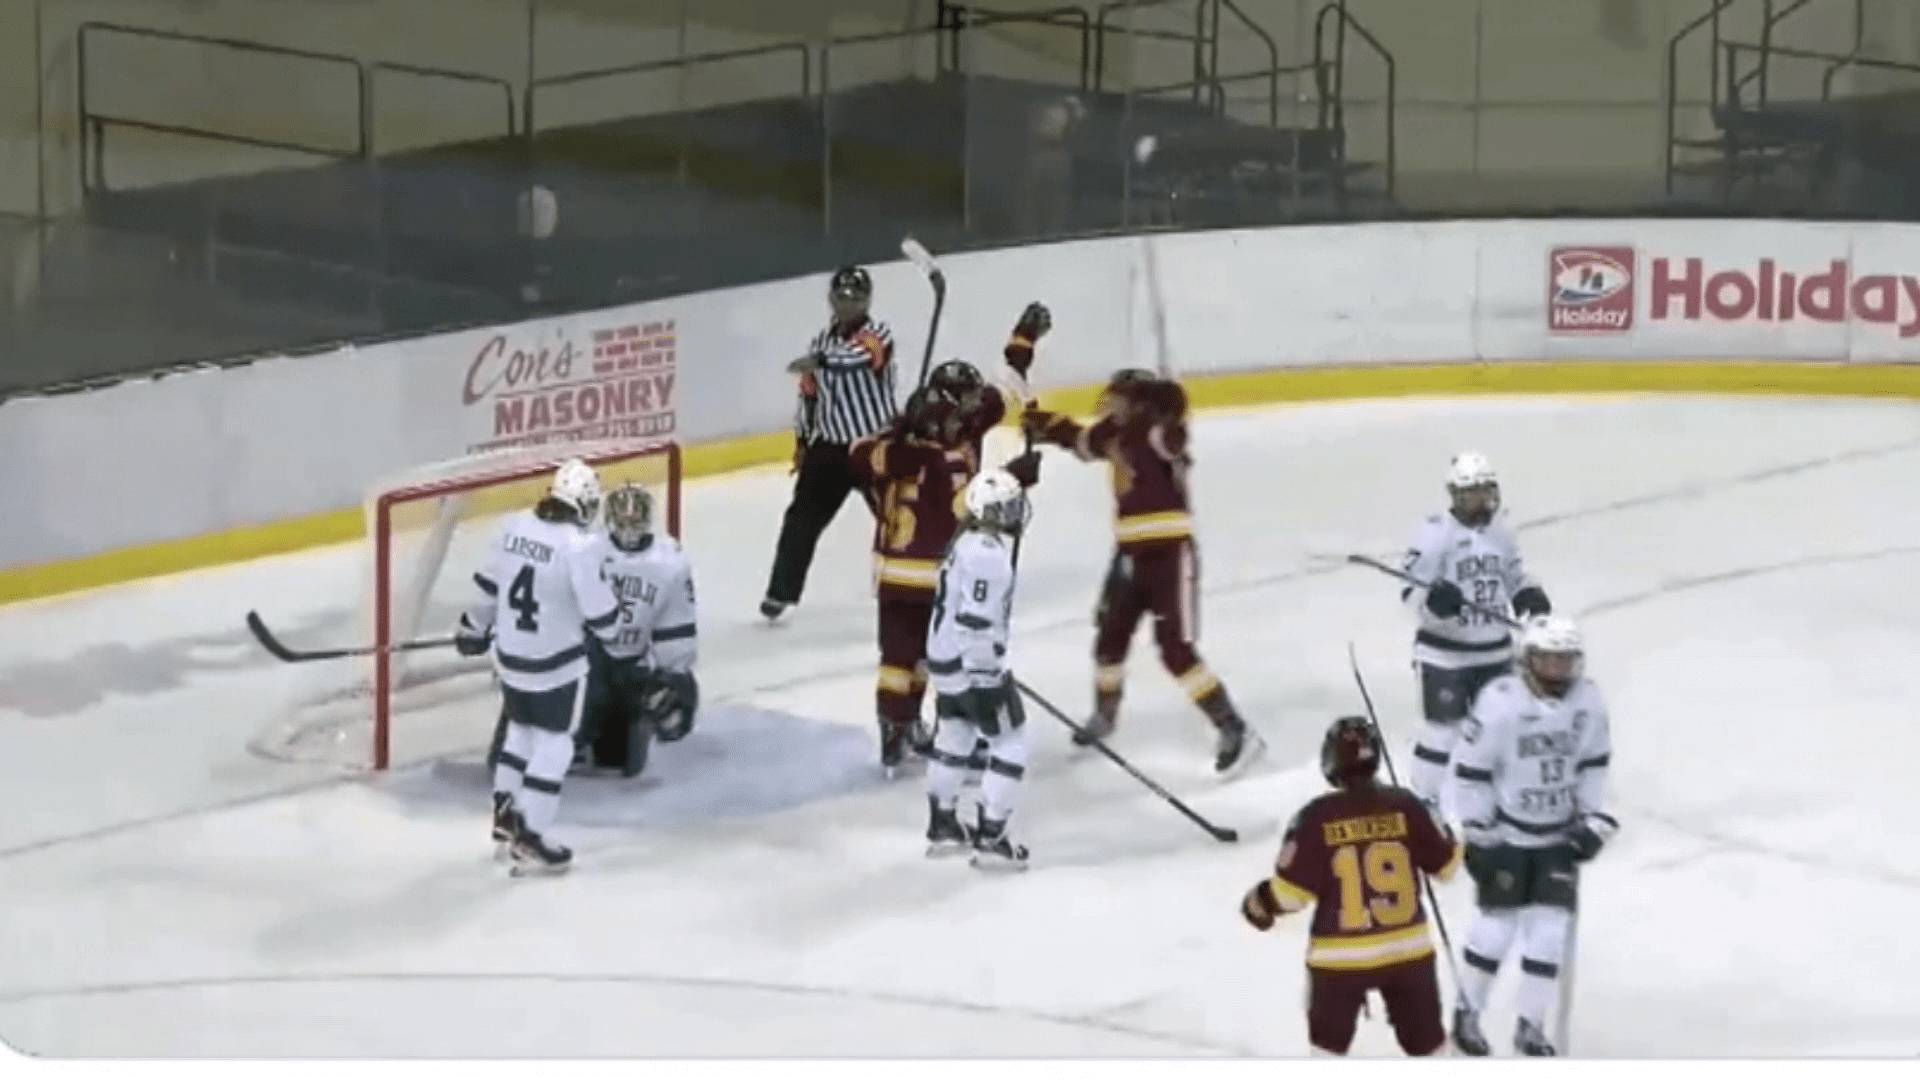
[523, 41, 812, 136]
[77, 21, 516, 193]
[1313, 1, 1395, 198]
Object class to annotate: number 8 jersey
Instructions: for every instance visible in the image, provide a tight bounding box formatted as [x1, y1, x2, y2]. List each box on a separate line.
[466, 508, 621, 693]
[1401, 511, 1538, 668]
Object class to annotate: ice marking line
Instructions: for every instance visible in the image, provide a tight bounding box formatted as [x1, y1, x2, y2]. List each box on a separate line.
[4, 430, 1916, 863]
[0, 971, 1253, 1055]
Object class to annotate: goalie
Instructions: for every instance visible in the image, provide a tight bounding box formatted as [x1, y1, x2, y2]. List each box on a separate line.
[578, 482, 700, 777]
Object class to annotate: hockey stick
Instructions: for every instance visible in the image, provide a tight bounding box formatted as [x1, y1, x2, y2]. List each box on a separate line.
[1344, 553, 1524, 629]
[1139, 232, 1172, 377]
[1347, 641, 1464, 989]
[1013, 676, 1239, 843]
[900, 236, 947, 387]
[245, 610, 456, 663]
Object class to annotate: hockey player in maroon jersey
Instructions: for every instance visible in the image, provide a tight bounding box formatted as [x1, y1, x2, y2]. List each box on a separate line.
[928, 301, 1052, 455]
[1241, 715, 1463, 1056]
[848, 384, 1042, 774]
[1019, 369, 1262, 773]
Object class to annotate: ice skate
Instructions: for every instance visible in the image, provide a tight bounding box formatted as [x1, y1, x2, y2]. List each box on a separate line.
[925, 797, 972, 857]
[879, 720, 922, 779]
[758, 597, 788, 622]
[969, 811, 1030, 872]
[1213, 717, 1267, 776]
[1514, 1018, 1556, 1057]
[509, 829, 573, 877]
[1450, 1003, 1490, 1057]
[1071, 711, 1116, 747]
[491, 791, 522, 860]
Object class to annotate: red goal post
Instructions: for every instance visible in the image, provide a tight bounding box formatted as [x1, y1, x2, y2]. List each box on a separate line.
[257, 438, 682, 773]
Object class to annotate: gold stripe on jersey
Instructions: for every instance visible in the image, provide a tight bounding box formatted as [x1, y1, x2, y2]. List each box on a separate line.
[1115, 510, 1193, 544]
[1306, 924, 1437, 972]
[1264, 873, 1319, 912]
[874, 554, 941, 592]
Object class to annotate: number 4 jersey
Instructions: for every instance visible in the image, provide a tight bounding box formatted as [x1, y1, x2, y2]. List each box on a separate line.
[467, 509, 620, 693]
[1402, 511, 1538, 668]
[1257, 786, 1462, 971]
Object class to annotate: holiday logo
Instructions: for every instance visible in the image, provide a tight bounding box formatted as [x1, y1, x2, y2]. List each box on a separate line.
[1548, 246, 1636, 334]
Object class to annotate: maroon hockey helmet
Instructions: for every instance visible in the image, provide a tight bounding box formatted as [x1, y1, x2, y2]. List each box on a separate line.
[1320, 715, 1382, 787]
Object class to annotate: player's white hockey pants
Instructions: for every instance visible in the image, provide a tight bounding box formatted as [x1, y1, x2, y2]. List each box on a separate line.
[1409, 718, 1460, 813]
[927, 719, 1028, 824]
[493, 681, 586, 837]
[1458, 904, 1573, 1026]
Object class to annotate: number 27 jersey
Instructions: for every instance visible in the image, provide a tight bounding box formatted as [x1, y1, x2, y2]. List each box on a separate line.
[1260, 786, 1461, 971]
[470, 509, 620, 693]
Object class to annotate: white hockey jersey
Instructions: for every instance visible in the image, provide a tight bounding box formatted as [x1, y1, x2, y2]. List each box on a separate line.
[466, 509, 620, 693]
[595, 533, 698, 672]
[925, 529, 1016, 696]
[1452, 673, 1612, 850]
[1401, 511, 1538, 668]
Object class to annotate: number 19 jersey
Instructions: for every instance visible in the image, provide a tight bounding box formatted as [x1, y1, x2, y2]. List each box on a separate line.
[469, 509, 620, 693]
[1258, 786, 1461, 972]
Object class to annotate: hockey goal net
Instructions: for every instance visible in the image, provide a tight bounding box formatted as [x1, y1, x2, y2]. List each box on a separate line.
[253, 438, 682, 771]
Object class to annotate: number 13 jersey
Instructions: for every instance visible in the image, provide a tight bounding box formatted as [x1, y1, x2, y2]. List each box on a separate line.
[468, 509, 620, 693]
[1453, 674, 1612, 850]
[1259, 786, 1461, 972]
[1402, 512, 1538, 669]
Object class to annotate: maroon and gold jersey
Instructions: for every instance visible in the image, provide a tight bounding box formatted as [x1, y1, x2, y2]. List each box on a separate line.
[1249, 785, 1461, 972]
[849, 433, 976, 599]
[1030, 407, 1193, 553]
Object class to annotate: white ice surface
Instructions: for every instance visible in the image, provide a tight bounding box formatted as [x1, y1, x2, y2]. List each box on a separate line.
[3, 395, 1919, 1057]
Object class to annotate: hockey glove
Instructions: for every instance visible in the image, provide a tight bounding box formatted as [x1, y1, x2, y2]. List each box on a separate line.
[454, 614, 493, 657]
[652, 669, 699, 743]
[1425, 578, 1466, 619]
[1241, 880, 1280, 931]
[1004, 449, 1042, 488]
[1511, 585, 1552, 619]
[1566, 811, 1619, 862]
[1019, 406, 1058, 443]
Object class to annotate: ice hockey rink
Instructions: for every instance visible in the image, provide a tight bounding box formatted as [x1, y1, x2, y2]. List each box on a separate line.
[3, 392, 1919, 1058]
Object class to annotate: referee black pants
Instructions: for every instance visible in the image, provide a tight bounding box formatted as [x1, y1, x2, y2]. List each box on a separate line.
[764, 440, 878, 606]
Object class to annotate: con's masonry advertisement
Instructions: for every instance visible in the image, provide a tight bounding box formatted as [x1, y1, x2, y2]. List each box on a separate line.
[1549, 244, 1920, 342]
[459, 314, 678, 453]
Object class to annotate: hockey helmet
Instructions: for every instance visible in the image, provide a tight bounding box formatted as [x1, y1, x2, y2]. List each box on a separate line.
[1520, 615, 1584, 699]
[1320, 715, 1382, 787]
[1446, 451, 1500, 526]
[604, 483, 655, 552]
[963, 468, 1030, 534]
[548, 458, 603, 525]
[903, 383, 964, 443]
[829, 265, 872, 321]
[928, 359, 985, 398]
[1096, 367, 1158, 419]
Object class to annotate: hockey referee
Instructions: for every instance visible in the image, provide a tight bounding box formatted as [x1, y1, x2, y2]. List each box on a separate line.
[760, 265, 898, 621]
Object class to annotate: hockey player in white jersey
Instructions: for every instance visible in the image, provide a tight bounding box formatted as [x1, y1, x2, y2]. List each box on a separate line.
[1449, 615, 1618, 1057]
[1399, 452, 1552, 813]
[576, 482, 700, 778]
[922, 468, 1031, 871]
[455, 458, 621, 876]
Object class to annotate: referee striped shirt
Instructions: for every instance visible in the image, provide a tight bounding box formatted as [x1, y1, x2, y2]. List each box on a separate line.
[794, 317, 899, 445]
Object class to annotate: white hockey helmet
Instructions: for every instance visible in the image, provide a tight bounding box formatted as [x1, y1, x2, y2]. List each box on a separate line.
[1520, 614, 1584, 698]
[549, 457, 604, 525]
[1446, 451, 1500, 526]
[963, 468, 1030, 533]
